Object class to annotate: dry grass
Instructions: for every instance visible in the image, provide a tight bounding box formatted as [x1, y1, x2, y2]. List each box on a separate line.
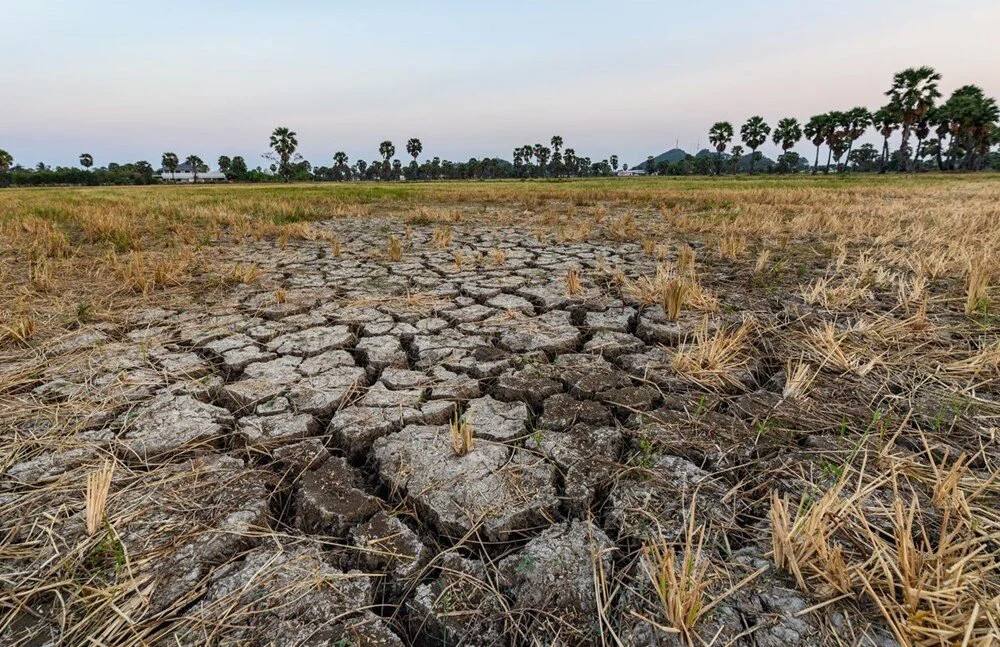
[84, 462, 114, 536]
[450, 411, 473, 456]
[965, 255, 990, 315]
[671, 318, 756, 390]
[2, 175, 1000, 646]
[566, 267, 582, 296]
[387, 235, 403, 261]
[641, 501, 712, 635]
[769, 445, 1000, 647]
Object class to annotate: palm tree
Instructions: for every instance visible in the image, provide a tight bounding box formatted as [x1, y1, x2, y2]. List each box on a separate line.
[610, 155, 618, 172]
[708, 121, 734, 175]
[803, 115, 828, 175]
[333, 152, 349, 180]
[872, 106, 900, 173]
[885, 66, 941, 172]
[770, 118, 801, 172]
[740, 116, 770, 174]
[944, 85, 999, 170]
[161, 152, 179, 181]
[79, 153, 94, 170]
[269, 127, 298, 181]
[550, 135, 563, 154]
[406, 138, 422, 164]
[520, 145, 534, 177]
[563, 148, 577, 176]
[821, 111, 845, 173]
[842, 107, 872, 170]
[185, 155, 204, 183]
[379, 141, 395, 179]
[827, 113, 852, 172]
[533, 144, 550, 177]
[645, 155, 655, 174]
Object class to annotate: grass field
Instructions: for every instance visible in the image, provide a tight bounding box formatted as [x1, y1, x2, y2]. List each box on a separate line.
[3, 174, 998, 341]
[2, 175, 999, 645]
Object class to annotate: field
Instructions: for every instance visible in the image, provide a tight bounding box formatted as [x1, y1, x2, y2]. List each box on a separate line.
[2, 175, 999, 646]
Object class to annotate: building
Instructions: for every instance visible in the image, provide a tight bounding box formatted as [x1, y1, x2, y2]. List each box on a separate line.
[616, 169, 647, 176]
[156, 161, 227, 183]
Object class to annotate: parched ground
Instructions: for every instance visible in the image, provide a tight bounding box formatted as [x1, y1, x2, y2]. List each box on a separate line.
[1, 178, 999, 646]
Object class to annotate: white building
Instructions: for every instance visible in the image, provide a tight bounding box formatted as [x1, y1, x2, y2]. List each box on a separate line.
[156, 161, 227, 183]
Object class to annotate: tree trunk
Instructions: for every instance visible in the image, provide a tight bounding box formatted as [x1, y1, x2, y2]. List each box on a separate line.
[825, 147, 832, 174]
[813, 145, 820, 175]
[879, 136, 889, 174]
[912, 137, 924, 172]
[961, 135, 976, 170]
[898, 123, 911, 172]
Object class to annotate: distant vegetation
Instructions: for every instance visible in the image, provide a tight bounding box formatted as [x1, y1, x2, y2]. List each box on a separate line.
[1, 67, 996, 188]
[706, 66, 999, 176]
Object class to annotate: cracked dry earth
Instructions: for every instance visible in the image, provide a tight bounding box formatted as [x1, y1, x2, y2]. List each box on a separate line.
[3, 219, 994, 646]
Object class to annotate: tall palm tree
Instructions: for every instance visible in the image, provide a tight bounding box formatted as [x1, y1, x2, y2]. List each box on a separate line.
[378, 141, 395, 179]
[740, 116, 771, 174]
[406, 138, 422, 164]
[79, 153, 94, 170]
[185, 155, 204, 183]
[885, 66, 941, 172]
[269, 126, 299, 181]
[333, 152, 349, 179]
[840, 108, 872, 171]
[770, 118, 801, 172]
[821, 111, 846, 173]
[872, 106, 900, 173]
[520, 145, 534, 177]
[708, 121, 734, 175]
[563, 148, 576, 176]
[161, 152, 179, 181]
[533, 144, 550, 177]
[827, 112, 854, 172]
[550, 135, 563, 154]
[803, 115, 828, 175]
[944, 85, 1000, 170]
[610, 155, 619, 172]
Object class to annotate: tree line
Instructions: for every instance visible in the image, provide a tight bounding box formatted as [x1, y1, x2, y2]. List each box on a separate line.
[1, 66, 996, 187]
[704, 66, 999, 175]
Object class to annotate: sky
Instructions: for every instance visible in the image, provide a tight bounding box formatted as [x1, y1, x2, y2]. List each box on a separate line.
[3, 0, 999, 169]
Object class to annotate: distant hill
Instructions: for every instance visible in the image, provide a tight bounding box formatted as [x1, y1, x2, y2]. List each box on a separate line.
[633, 147, 777, 172]
[631, 148, 689, 169]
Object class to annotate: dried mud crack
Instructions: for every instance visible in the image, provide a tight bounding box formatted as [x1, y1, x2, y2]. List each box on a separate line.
[3, 217, 998, 647]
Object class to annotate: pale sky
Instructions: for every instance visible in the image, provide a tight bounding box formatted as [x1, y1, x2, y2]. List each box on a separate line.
[3, 0, 999, 169]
